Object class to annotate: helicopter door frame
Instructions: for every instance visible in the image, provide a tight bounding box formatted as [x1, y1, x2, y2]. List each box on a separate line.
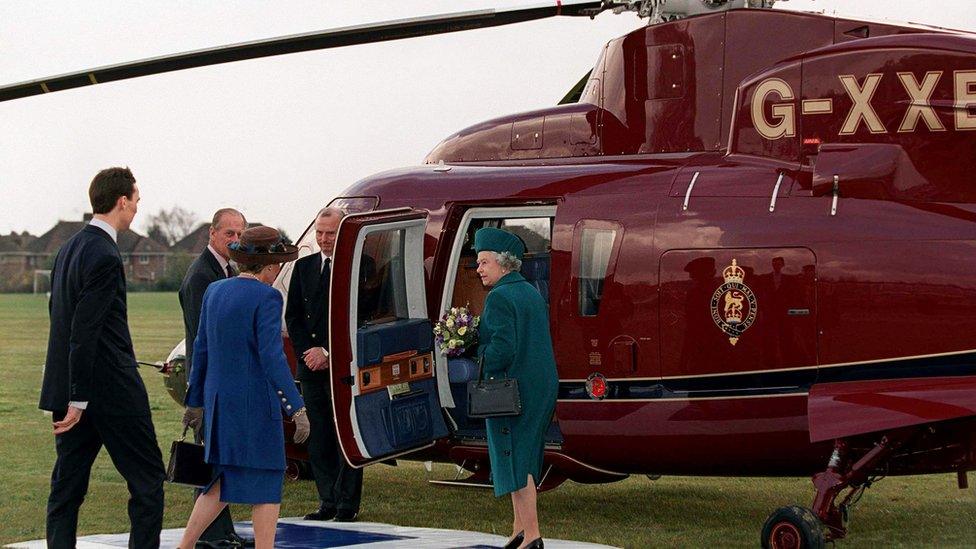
[329, 208, 449, 467]
[435, 205, 558, 409]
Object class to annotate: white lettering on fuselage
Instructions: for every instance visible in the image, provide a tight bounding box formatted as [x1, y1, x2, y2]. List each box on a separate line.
[750, 71, 976, 139]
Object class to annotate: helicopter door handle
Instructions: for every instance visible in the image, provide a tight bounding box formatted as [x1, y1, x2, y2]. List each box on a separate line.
[768, 173, 784, 213]
[830, 174, 840, 216]
[681, 171, 700, 211]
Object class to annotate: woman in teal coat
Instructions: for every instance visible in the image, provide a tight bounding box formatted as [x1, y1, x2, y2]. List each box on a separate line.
[475, 227, 558, 549]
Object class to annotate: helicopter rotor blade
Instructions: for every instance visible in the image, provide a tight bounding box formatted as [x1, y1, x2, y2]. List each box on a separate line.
[0, 1, 608, 103]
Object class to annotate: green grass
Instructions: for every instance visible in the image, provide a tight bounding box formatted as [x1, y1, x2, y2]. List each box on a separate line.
[0, 292, 973, 547]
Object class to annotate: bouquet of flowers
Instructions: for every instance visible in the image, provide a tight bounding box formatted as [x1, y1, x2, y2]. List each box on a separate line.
[433, 305, 480, 358]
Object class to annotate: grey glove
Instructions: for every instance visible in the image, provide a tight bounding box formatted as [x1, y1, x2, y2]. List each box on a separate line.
[182, 406, 203, 438]
[293, 407, 310, 444]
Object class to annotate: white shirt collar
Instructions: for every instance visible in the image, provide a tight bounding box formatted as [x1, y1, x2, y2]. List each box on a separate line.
[88, 218, 117, 243]
[207, 244, 230, 272]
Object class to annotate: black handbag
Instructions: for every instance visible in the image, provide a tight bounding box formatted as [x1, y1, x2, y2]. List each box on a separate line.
[467, 356, 522, 419]
[166, 425, 213, 488]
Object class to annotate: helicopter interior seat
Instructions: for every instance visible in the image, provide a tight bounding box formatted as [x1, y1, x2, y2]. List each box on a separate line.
[519, 253, 550, 305]
[451, 256, 489, 316]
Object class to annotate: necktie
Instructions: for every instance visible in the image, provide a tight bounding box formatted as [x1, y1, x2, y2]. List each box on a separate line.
[226, 264, 236, 278]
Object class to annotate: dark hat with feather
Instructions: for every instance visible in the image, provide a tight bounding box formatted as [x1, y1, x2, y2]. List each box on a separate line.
[228, 226, 298, 265]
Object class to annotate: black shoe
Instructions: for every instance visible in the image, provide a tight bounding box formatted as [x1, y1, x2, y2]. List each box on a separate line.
[228, 533, 254, 548]
[195, 538, 244, 549]
[522, 538, 544, 549]
[304, 507, 337, 521]
[503, 530, 524, 549]
[333, 509, 359, 522]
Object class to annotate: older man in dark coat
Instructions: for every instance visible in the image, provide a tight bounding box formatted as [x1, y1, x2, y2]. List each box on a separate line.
[178, 207, 247, 547]
[40, 167, 166, 549]
[286, 207, 377, 522]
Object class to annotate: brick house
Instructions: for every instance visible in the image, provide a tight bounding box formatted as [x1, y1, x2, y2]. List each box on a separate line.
[9, 214, 170, 289]
[0, 231, 37, 291]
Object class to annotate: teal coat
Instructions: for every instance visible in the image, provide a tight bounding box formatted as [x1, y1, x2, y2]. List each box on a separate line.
[478, 271, 558, 496]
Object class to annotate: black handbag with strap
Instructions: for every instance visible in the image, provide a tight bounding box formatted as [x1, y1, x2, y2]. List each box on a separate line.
[166, 425, 213, 488]
[467, 356, 522, 419]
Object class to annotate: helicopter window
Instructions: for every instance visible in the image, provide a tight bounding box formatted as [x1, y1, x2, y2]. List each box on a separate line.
[359, 227, 407, 325]
[578, 228, 617, 317]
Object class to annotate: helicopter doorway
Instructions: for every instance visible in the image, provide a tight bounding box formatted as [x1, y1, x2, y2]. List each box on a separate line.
[328, 209, 449, 467]
[436, 206, 563, 446]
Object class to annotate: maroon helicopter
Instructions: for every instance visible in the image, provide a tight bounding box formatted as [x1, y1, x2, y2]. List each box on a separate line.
[5, 1, 976, 547]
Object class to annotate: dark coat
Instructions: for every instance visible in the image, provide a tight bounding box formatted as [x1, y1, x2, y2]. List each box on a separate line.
[478, 271, 558, 496]
[186, 278, 304, 470]
[285, 254, 331, 382]
[40, 225, 150, 416]
[285, 253, 378, 382]
[178, 248, 228, 374]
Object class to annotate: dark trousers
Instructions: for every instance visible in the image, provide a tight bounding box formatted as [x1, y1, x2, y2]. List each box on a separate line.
[301, 379, 363, 512]
[47, 410, 165, 549]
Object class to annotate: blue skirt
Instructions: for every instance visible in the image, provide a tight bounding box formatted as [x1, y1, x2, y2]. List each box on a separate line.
[203, 464, 284, 504]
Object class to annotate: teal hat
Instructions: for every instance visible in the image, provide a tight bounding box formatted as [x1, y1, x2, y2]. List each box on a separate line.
[474, 227, 525, 260]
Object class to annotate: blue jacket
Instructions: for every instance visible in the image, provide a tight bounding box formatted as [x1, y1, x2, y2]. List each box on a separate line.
[187, 277, 304, 470]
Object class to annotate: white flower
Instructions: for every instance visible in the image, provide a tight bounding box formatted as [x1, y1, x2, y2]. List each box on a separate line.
[446, 318, 454, 328]
[451, 307, 459, 315]
[458, 326, 467, 336]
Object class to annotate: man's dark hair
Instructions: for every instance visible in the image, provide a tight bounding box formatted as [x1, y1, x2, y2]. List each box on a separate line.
[89, 167, 136, 214]
[211, 208, 247, 230]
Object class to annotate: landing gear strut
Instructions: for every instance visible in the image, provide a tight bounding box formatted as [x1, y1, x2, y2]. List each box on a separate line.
[762, 426, 919, 548]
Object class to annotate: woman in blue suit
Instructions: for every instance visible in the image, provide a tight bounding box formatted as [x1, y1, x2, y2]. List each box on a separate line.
[179, 227, 310, 549]
[475, 227, 558, 549]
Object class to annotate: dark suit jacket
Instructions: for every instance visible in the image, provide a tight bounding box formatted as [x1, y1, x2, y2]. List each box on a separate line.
[286, 254, 331, 382]
[40, 225, 150, 416]
[179, 248, 227, 374]
[285, 253, 377, 382]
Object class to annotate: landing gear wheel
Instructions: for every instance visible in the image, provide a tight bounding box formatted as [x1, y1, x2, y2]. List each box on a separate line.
[285, 459, 311, 481]
[761, 505, 826, 549]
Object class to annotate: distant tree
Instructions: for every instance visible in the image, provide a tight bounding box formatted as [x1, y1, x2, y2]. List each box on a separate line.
[144, 206, 198, 246]
[155, 252, 196, 291]
[146, 225, 167, 245]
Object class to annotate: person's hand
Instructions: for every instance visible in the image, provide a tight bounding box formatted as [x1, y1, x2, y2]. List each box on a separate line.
[303, 347, 330, 371]
[182, 406, 204, 438]
[53, 406, 83, 435]
[292, 408, 310, 444]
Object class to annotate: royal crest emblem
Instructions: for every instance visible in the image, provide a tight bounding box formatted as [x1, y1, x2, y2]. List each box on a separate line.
[710, 259, 758, 346]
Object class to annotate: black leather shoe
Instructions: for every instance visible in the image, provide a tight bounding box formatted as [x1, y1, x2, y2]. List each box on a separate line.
[502, 530, 524, 549]
[228, 533, 255, 547]
[304, 507, 337, 521]
[522, 538, 544, 549]
[334, 509, 359, 522]
[195, 538, 245, 549]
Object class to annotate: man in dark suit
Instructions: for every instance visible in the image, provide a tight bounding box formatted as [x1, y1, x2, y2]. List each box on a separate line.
[40, 167, 166, 549]
[178, 207, 247, 548]
[286, 207, 375, 522]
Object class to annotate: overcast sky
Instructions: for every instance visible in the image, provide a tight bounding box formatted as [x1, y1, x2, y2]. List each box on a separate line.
[2, 1, 974, 239]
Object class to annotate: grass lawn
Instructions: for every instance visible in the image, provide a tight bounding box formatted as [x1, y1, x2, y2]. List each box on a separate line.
[0, 292, 973, 547]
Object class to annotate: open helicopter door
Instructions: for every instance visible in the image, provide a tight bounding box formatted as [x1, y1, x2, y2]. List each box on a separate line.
[329, 208, 449, 467]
